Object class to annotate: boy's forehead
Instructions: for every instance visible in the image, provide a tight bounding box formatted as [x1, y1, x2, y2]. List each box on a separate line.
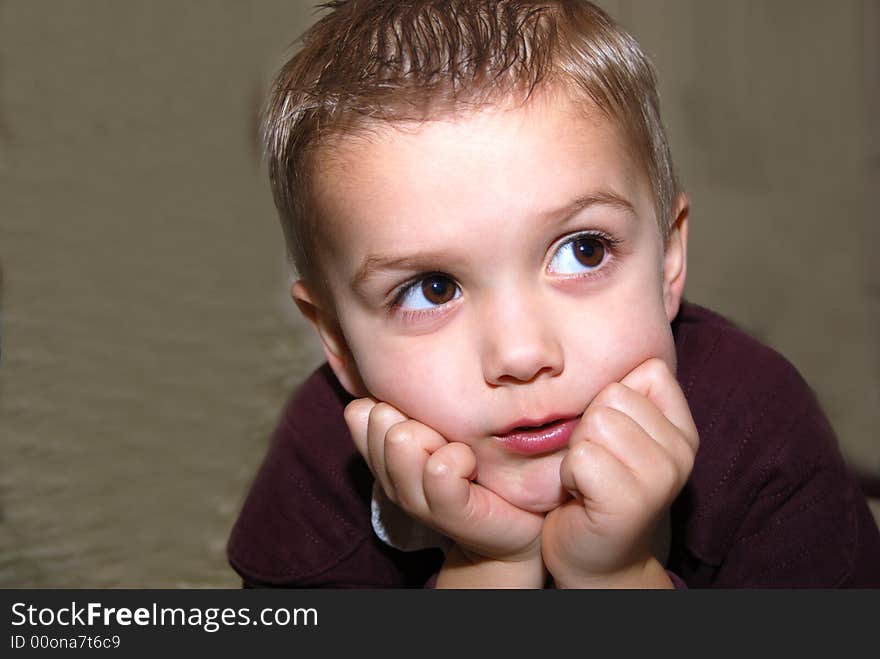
[309, 91, 654, 263]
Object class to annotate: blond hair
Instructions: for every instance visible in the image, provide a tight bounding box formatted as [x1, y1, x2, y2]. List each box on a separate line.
[265, 0, 680, 282]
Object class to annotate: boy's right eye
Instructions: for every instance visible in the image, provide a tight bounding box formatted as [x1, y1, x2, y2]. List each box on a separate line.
[392, 275, 461, 311]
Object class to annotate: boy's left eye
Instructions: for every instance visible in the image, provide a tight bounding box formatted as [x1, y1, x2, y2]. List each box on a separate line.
[548, 235, 607, 274]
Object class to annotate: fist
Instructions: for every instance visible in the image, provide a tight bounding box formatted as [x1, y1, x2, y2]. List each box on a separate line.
[344, 398, 544, 562]
[541, 358, 699, 587]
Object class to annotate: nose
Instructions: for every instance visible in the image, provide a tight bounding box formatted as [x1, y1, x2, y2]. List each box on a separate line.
[479, 289, 564, 386]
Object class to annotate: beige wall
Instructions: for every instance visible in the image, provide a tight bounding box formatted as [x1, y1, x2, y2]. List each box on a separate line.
[1, 1, 876, 586]
[608, 0, 879, 478]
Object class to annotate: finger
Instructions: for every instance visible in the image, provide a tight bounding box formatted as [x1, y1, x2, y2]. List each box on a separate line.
[422, 442, 478, 518]
[343, 397, 378, 466]
[560, 438, 643, 520]
[366, 402, 408, 499]
[384, 419, 447, 513]
[423, 443, 541, 558]
[589, 383, 695, 483]
[576, 404, 678, 488]
[619, 358, 699, 453]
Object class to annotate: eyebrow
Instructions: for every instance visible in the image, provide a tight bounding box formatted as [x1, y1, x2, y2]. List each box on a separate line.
[538, 190, 635, 221]
[351, 190, 636, 289]
[351, 251, 458, 291]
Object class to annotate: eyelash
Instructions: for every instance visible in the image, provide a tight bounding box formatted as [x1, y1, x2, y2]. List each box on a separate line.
[551, 229, 622, 279]
[385, 230, 622, 321]
[386, 272, 453, 323]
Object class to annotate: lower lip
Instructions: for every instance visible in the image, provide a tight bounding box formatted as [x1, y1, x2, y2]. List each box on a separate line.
[494, 417, 580, 456]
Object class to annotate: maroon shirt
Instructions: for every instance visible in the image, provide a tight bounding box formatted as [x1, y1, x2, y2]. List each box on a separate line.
[227, 302, 880, 587]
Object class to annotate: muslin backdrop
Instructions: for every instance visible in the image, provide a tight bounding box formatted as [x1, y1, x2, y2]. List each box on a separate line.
[1, 0, 877, 587]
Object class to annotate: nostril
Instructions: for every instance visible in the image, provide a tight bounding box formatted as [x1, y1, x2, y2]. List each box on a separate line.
[483, 339, 564, 387]
[494, 365, 559, 386]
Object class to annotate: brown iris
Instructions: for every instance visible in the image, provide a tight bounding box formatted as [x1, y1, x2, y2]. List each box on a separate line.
[421, 276, 456, 305]
[573, 237, 605, 268]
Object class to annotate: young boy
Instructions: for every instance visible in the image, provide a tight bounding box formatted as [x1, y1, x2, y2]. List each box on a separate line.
[227, 0, 880, 587]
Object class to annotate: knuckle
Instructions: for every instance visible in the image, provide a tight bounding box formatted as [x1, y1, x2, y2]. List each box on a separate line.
[690, 430, 701, 452]
[568, 443, 588, 467]
[368, 402, 400, 428]
[585, 404, 616, 435]
[369, 402, 392, 420]
[400, 419, 427, 440]
[385, 420, 414, 445]
[592, 382, 618, 407]
[603, 381, 628, 405]
[431, 442, 468, 476]
[661, 458, 679, 488]
[681, 444, 696, 474]
[343, 399, 367, 424]
[654, 459, 681, 501]
[433, 441, 460, 465]
[567, 439, 595, 468]
[643, 357, 669, 378]
[424, 452, 451, 481]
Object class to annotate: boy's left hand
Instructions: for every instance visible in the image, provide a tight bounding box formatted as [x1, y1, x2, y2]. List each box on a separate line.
[541, 358, 699, 588]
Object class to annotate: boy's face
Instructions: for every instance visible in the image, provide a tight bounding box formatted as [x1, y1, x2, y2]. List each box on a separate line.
[296, 90, 688, 514]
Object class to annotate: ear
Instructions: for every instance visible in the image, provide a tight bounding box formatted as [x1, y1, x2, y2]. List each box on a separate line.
[662, 193, 689, 322]
[291, 280, 368, 397]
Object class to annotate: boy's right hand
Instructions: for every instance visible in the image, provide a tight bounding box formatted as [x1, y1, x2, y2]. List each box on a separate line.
[344, 398, 546, 586]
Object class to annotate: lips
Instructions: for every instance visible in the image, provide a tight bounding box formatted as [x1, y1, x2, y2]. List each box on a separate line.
[493, 415, 581, 456]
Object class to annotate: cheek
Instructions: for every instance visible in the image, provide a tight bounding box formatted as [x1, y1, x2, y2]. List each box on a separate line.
[347, 331, 481, 442]
[614, 260, 676, 366]
[563, 286, 676, 391]
[613, 314, 676, 377]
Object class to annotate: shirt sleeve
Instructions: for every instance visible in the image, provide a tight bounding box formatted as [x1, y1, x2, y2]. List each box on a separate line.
[227, 364, 444, 588]
[710, 388, 880, 587]
[670, 309, 880, 587]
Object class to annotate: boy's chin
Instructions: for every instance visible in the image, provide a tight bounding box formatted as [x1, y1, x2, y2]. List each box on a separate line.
[520, 493, 571, 514]
[502, 485, 570, 514]
[478, 452, 571, 514]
